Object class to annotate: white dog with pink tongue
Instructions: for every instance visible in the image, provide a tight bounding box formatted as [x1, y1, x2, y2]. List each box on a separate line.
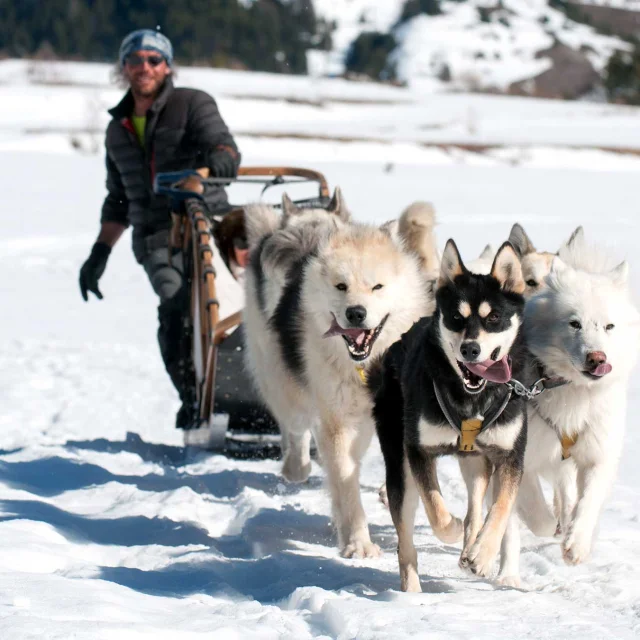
[506, 232, 640, 578]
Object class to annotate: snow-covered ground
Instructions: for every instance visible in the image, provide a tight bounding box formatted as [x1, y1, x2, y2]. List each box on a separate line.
[1, 61, 640, 638]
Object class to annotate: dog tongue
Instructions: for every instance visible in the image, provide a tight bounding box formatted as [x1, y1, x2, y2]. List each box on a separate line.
[323, 315, 366, 343]
[591, 363, 612, 377]
[464, 356, 512, 384]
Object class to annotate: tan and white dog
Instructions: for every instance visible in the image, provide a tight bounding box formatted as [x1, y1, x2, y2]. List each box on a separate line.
[243, 192, 435, 557]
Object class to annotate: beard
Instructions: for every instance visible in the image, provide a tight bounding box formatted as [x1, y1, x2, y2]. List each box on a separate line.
[130, 74, 165, 99]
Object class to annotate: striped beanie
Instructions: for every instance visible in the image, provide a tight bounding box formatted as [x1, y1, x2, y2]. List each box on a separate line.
[119, 29, 173, 67]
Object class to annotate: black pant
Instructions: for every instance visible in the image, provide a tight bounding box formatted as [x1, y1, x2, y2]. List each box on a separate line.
[142, 246, 195, 404]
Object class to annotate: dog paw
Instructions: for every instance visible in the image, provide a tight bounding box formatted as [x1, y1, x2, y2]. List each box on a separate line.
[496, 574, 521, 589]
[281, 456, 311, 484]
[562, 529, 591, 566]
[401, 573, 422, 593]
[341, 540, 382, 559]
[459, 539, 499, 578]
[434, 515, 464, 544]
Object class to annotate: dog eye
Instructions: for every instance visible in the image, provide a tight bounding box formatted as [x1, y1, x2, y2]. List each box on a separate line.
[606, 323, 615, 331]
[372, 284, 384, 291]
[453, 313, 462, 321]
[487, 312, 500, 323]
[526, 279, 538, 288]
[569, 320, 582, 330]
[335, 283, 348, 292]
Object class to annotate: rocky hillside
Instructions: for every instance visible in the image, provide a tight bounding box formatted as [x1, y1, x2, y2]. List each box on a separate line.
[311, 0, 633, 99]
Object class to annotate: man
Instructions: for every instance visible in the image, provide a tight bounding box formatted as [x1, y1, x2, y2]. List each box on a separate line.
[78, 29, 241, 429]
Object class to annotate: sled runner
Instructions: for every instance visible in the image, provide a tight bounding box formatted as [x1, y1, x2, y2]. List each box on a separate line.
[153, 166, 330, 456]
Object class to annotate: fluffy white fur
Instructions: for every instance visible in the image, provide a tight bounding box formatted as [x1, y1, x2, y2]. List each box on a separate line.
[244, 206, 432, 558]
[508, 237, 640, 578]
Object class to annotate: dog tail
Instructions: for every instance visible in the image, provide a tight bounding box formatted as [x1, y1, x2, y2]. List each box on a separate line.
[243, 203, 280, 247]
[397, 201, 440, 275]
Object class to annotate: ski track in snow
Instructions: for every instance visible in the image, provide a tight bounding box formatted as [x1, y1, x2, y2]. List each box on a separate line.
[2, 66, 640, 638]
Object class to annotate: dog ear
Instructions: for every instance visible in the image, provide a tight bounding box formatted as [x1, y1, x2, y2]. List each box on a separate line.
[564, 225, 584, 251]
[546, 255, 569, 288]
[281, 193, 301, 223]
[437, 239, 465, 289]
[478, 244, 494, 260]
[327, 186, 350, 222]
[610, 260, 629, 287]
[550, 256, 568, 275]
[490, 242, 525, 294]
[508, 223, 536, 257]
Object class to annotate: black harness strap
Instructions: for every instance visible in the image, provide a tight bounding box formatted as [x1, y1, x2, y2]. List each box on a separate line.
[432, 381, 513, 438]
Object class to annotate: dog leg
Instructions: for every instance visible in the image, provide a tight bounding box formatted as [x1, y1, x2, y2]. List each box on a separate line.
[388, 458, 421, 592]
[516, 471, 557, 538]
[317, 416, 380, 559]
[563, 461, 615, 565]
[496, 510, 521, 588]
[281, 428, 313, 483]
[458, 455, 492, 562]
[555, 462, 578, 537]
[407, 446, 463, 544]
[462, 460, 520, 578]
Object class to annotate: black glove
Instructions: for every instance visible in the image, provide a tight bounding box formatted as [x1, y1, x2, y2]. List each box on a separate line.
[79, 242, 111, 301]
[209, 148, 238, 179]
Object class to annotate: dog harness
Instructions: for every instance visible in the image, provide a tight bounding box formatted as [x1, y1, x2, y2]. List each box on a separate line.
[526, 364, 575, 460]
[532, 404, 579, 460]
[432, 381, 513, 452]
[433, 367, 570, 453]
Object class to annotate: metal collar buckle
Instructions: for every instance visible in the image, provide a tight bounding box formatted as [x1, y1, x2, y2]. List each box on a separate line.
[505, 377, 547, 401]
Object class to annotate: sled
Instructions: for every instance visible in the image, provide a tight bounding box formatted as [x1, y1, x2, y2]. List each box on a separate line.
[153, 166, 330, 456]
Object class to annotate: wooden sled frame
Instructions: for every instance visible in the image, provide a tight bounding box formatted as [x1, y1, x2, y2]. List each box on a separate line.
[156, 165, 330, 440]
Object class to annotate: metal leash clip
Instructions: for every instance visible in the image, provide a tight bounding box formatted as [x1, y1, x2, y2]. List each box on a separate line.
[505, 377, 547, 401]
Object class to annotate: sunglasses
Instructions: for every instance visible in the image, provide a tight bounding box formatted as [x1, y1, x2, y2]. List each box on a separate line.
[126, 53, 165, 68]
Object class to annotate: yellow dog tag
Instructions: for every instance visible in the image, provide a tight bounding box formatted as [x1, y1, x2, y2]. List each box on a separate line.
[356, 365, 367, 384]
[561, 434, 578, 460]
[459, 418, 483, 452]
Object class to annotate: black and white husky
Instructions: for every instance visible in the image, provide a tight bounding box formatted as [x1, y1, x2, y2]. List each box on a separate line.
[369, 239, 528, 591]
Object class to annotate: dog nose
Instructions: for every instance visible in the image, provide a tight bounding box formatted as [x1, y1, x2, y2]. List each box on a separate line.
[345, 305, 367, 326]
[460, 341, 481, 361]
[586, 351, 607, 370]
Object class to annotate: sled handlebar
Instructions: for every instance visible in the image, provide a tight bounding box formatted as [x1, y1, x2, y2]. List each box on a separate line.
[153, 166, 330, 204]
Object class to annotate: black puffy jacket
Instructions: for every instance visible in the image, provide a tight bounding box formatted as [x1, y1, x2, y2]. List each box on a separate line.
[101, 78, 240, 262]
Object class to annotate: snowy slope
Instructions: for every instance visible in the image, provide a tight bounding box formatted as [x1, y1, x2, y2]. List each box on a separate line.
[312, 0, 629, 90]
[1, 62, 640, 638]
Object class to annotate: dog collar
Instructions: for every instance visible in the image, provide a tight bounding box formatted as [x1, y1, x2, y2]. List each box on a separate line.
[433, 381, 513, 452]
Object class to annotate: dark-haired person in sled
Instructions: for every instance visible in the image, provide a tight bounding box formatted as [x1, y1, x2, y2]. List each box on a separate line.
[78, 29, 243, 430]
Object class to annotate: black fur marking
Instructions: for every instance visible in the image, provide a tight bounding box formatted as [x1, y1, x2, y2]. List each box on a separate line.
[269, 255, 313, 384]
[249, 234, 270, 316]
[440, 270, 523, 339]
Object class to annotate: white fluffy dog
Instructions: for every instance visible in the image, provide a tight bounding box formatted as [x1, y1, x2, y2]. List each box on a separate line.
[243, 193, 434, 557]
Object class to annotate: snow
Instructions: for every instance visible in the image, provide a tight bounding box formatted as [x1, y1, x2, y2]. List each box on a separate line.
[312, 0, 630, 90]
[1, 60, 640, 638]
